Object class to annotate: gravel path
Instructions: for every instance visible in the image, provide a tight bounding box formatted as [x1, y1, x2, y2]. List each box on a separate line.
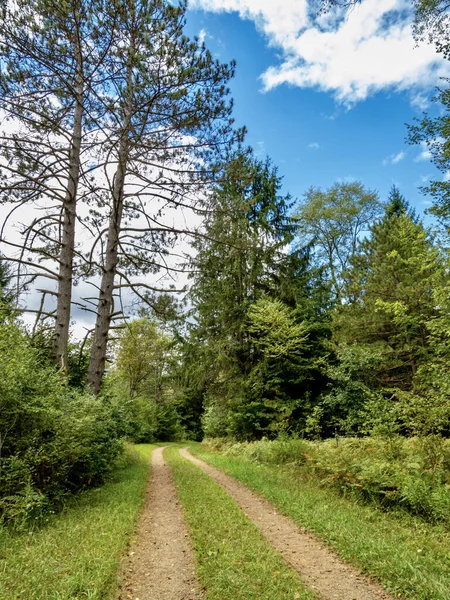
[180, 447, 394, 600]
[117, 447, 200, 600]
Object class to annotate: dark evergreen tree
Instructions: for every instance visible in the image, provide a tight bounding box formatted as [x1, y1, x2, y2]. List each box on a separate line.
[0, 256, 14, 321]
[184, 153, 331, 439]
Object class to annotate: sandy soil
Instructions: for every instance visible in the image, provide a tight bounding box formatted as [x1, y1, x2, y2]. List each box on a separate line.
[117, 447, 200, 600]
[180, 447, 394, 600]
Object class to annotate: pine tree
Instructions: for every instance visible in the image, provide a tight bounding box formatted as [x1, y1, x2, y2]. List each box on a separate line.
[0, 0, 115, 370]
[86, 0, 240, 394]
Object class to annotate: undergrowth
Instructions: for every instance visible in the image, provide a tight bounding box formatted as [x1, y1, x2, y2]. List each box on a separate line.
[204, 436, 450, 523]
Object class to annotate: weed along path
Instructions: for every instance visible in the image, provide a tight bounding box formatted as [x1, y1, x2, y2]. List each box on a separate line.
[118, 447, 200, 600]
[179, 447, 394, 600]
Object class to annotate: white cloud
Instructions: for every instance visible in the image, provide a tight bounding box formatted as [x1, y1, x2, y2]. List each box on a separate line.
[254, 140, 265, 156]
[191, 0, 450, 104]
[383, 150, 406, 165]
[414, 141, 433, 162]
[337, 175, 357, 183]
[191, 0, 309, 45]
[308, 142, 319, 149]
[392, 151, 406, 164]
[410, 91, 431, 111]
[198, 28, 209, 45]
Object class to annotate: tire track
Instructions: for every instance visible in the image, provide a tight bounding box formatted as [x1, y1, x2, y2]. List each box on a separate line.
[118, 447, 200, 600]
[179, 447, 394, 600]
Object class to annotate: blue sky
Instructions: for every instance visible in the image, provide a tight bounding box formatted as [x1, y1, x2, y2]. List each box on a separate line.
[184, 0, 449, 219]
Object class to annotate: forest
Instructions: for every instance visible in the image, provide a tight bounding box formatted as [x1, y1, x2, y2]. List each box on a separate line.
[1, 0, 450, 540]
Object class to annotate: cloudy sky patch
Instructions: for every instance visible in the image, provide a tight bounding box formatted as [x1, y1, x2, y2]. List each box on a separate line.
[191, 0, 449, 104]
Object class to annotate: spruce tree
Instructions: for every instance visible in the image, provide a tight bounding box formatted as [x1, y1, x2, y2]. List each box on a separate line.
[185, 153, 331, 438]
[336, 190, 440, 390]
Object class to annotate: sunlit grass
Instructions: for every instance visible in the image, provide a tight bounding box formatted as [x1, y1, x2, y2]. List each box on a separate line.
[190, 443, 450, 600]
[0, 444, 153, 600]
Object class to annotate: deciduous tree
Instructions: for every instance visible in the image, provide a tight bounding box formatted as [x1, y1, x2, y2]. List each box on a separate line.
[295, 182, 382, 301]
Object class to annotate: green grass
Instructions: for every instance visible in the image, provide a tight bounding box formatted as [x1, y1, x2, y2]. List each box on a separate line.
[190, 443, 450, 600]
[165, 446, 316, 600]
[0, 444, 153, 600]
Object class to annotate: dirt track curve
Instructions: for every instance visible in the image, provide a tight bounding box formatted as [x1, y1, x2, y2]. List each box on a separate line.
[180, 447, 394, 600]
[117, 447, 200, 600]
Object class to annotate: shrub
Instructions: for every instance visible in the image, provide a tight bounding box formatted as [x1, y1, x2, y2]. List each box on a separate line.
[0, 321, 124, 526]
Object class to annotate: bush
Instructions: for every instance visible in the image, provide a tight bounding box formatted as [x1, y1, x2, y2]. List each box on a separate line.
[0, 321, 124, 527]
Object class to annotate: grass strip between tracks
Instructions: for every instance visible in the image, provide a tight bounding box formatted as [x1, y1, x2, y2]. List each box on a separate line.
[189, 443, 450, 600]
[0, 444, 154, 600]
[165, 446, 316, 600]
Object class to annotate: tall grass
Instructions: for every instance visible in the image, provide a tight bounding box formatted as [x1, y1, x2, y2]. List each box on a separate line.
[193, 440, 450, 599]
[0, 444, 153, 600]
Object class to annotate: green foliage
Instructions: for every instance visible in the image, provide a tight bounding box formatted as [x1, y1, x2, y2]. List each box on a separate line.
[326, 194, 443, 435]
[413, 0, 450, 54]
[0, 256, 14, 322]
[66, 339, 91, 390]
[107, 318, 183, 442]
[226, 298, 311, 438]
[296, 181, 382, 300]
[0, 445, 153, 600]
[182, 173, 450, 442]
[393, 266, 450, 436]
[315, 344, 389, 436]
[247, 298, 307, 359]
[113, 318, 172, 400]
[0, 319, 124, 526]
[183, 153, 331, 440]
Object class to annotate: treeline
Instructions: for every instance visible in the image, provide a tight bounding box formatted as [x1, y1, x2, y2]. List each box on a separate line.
[177, 177, 450, 440]
[173, 0, 450, 441]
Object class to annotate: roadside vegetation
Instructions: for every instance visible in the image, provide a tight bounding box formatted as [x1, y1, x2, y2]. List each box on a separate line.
[203, 436, 450, 524]
[191, 442, 450, 600]
[0, 445, 153, 600]
[165, 446, 315, 600]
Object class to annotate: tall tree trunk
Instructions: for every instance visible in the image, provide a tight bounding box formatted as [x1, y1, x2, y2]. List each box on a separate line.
[53, 38, 84, 372]
[87, 57, 133, 394]
[86, 144, 127, 394]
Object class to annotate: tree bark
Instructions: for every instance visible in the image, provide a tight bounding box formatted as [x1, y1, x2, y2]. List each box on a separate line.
[53, 36, 84, 373]
[87, 146, 127, 394]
